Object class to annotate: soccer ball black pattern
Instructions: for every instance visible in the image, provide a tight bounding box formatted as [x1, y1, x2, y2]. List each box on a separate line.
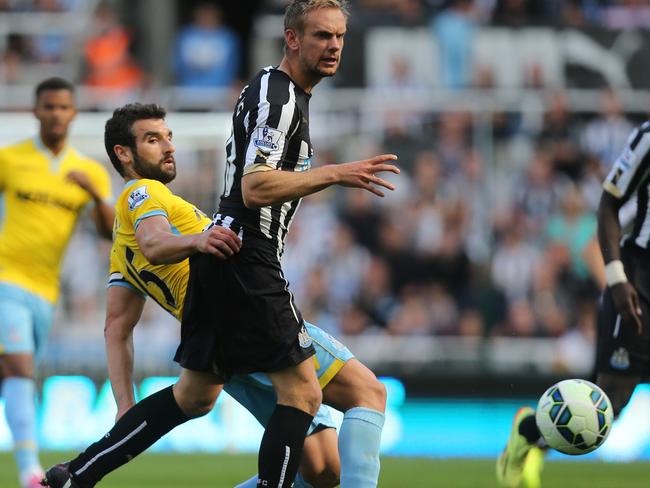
[536, 379, 613, 455]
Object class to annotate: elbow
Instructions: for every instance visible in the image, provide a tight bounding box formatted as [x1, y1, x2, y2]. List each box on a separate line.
[242, 190, 268, 209]
[140, 244, 164, 265]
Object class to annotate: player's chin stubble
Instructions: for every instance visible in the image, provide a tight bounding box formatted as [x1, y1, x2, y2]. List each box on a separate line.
[133, 154, 176, 184]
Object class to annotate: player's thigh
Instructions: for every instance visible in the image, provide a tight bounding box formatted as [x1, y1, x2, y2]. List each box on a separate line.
[0, 283, 54, 361]
[596, 372, 640, 417]
[173, 368, 224, 416]
[268, 357, 322, 413]
[323, 358, 386, 412]
[300, 427, 340, 488]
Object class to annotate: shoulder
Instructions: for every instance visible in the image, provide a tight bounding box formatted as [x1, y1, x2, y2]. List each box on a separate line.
[67, 148, 110, 175]
[0, 138, 34, 158]
[253, 68, 295, 106]
[126, 179, 171, 203]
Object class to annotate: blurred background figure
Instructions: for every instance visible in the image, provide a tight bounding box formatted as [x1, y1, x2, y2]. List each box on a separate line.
[174, 2, 240, 89]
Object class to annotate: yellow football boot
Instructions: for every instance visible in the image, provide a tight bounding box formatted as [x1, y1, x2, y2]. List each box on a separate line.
[496, 406, 537, 488]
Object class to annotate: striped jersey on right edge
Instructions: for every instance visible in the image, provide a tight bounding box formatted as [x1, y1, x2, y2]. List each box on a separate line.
[603, 121, 650, 248]
[218, 66, 313, 256]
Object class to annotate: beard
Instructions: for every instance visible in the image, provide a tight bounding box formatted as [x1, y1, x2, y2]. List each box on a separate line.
[133, 151, 176, 184]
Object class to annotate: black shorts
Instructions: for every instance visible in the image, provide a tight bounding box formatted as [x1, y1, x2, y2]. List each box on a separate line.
[174, 246, 315, 379]
[595, 243, 650, 378]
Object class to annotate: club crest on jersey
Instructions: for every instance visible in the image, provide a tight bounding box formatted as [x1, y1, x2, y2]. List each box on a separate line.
[610, 347, 630, 370]
[128, 185, 149, 211]
[298, 325, 312, 349]
[253, 126, 282, 153]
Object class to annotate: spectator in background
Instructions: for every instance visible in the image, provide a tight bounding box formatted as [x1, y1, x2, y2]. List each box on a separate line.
[537, 90, 584, 181]
[581, 87, 633, 175]
[174, 2, 240, 89]
[431, 0, 476, 90]
[544, 183, 597, 284]
[490, 0, 549, 27]
[31, 0, 66, 64]
[0, 34, 29, 84]
[491, 212, 541, 304]
[511, 146, 569, 238]
[82, 4, 143, 95]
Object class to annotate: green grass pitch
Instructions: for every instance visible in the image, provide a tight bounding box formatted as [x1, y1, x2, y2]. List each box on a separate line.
[1, 452, 648, 487]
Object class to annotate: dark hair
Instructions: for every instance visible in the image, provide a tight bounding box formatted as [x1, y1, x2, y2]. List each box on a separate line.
[104, 103, 167, 177]
[34, 77, 75, 102]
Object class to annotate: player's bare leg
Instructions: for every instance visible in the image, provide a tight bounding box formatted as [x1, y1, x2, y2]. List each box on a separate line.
[172, 368, 224, 417]
[299, 427, 340, 488]
[322, 358, 386, 488]
[0, 352, 44, 488]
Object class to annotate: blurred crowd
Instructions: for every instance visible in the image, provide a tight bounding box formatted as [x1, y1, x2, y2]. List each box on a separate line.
[4, 1, 650, 97]
[1, 1, 650, 372]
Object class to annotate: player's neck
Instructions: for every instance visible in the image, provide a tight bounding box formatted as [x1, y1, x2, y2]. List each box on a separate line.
[39, 131, 67, 156]
[278, 57, 320, 94]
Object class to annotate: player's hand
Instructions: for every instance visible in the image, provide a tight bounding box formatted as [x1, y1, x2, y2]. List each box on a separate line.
[66, 170, 99, 199]
[196, 226, 241, 259]
[611, 282, 643, 335]
[335, 154, 399, 197]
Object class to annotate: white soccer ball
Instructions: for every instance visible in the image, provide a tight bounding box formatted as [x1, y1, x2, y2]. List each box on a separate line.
[536, 378, 613, 455]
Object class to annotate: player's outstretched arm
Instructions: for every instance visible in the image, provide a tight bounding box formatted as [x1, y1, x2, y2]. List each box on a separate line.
[135, 215, 241, 265]
[597, 191, 643, 334]
[104, 285, 146, 421]
[241, 154, 399, 208]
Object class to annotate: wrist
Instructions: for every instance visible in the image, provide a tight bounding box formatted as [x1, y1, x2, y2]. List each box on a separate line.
[324, 164, 340, 185]
[605, 260, 628, 287]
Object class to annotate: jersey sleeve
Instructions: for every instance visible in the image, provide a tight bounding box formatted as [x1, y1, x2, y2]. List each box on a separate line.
[603, 123, 650, 202]
[243, 73, 298, 175]
[124, 179, 172, 231]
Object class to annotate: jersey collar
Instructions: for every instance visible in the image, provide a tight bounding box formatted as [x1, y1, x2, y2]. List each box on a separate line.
[33, 136, 70, 173]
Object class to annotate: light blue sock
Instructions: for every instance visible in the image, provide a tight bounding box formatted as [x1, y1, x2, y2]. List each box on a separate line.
[234, 473, 313, 488]
[339, 407, 385, 488]
[2, 377, 41, 476]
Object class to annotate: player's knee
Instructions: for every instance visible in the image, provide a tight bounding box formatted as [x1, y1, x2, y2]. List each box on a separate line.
[179, 393, 217, 418]
[301, 383, 323, 416]
[0, 354, 34, 378]
[365, 377, 387, 412]
[278, 381, 322, 415]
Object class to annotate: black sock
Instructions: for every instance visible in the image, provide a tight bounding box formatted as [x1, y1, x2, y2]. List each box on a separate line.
[519, 413, 542, 444]
[68, 385, 188, 487]
[257, 404, 314, 488]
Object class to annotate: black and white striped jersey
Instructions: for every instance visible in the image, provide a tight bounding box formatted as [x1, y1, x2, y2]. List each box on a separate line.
[218, 66, 313, 256]
[603, 121, 650, 248]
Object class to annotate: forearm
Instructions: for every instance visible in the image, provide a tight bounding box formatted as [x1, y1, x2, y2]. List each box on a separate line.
[106, 332, 136, 411]
[139, 229, 200, 265]
[597, 192, 623, 263]
[242, 164, 340, 208]
[93, 198, 116, 240]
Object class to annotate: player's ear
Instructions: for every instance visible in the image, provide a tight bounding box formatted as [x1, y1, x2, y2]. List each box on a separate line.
[284, 28, 300, 52]
[114, 144, 132, 165]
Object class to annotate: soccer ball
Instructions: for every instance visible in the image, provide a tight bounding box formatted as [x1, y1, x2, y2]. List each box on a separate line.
[536, 379, 613, 455]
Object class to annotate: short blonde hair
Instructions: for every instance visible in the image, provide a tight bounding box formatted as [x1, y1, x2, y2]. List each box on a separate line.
[284, 0, 350, 34]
